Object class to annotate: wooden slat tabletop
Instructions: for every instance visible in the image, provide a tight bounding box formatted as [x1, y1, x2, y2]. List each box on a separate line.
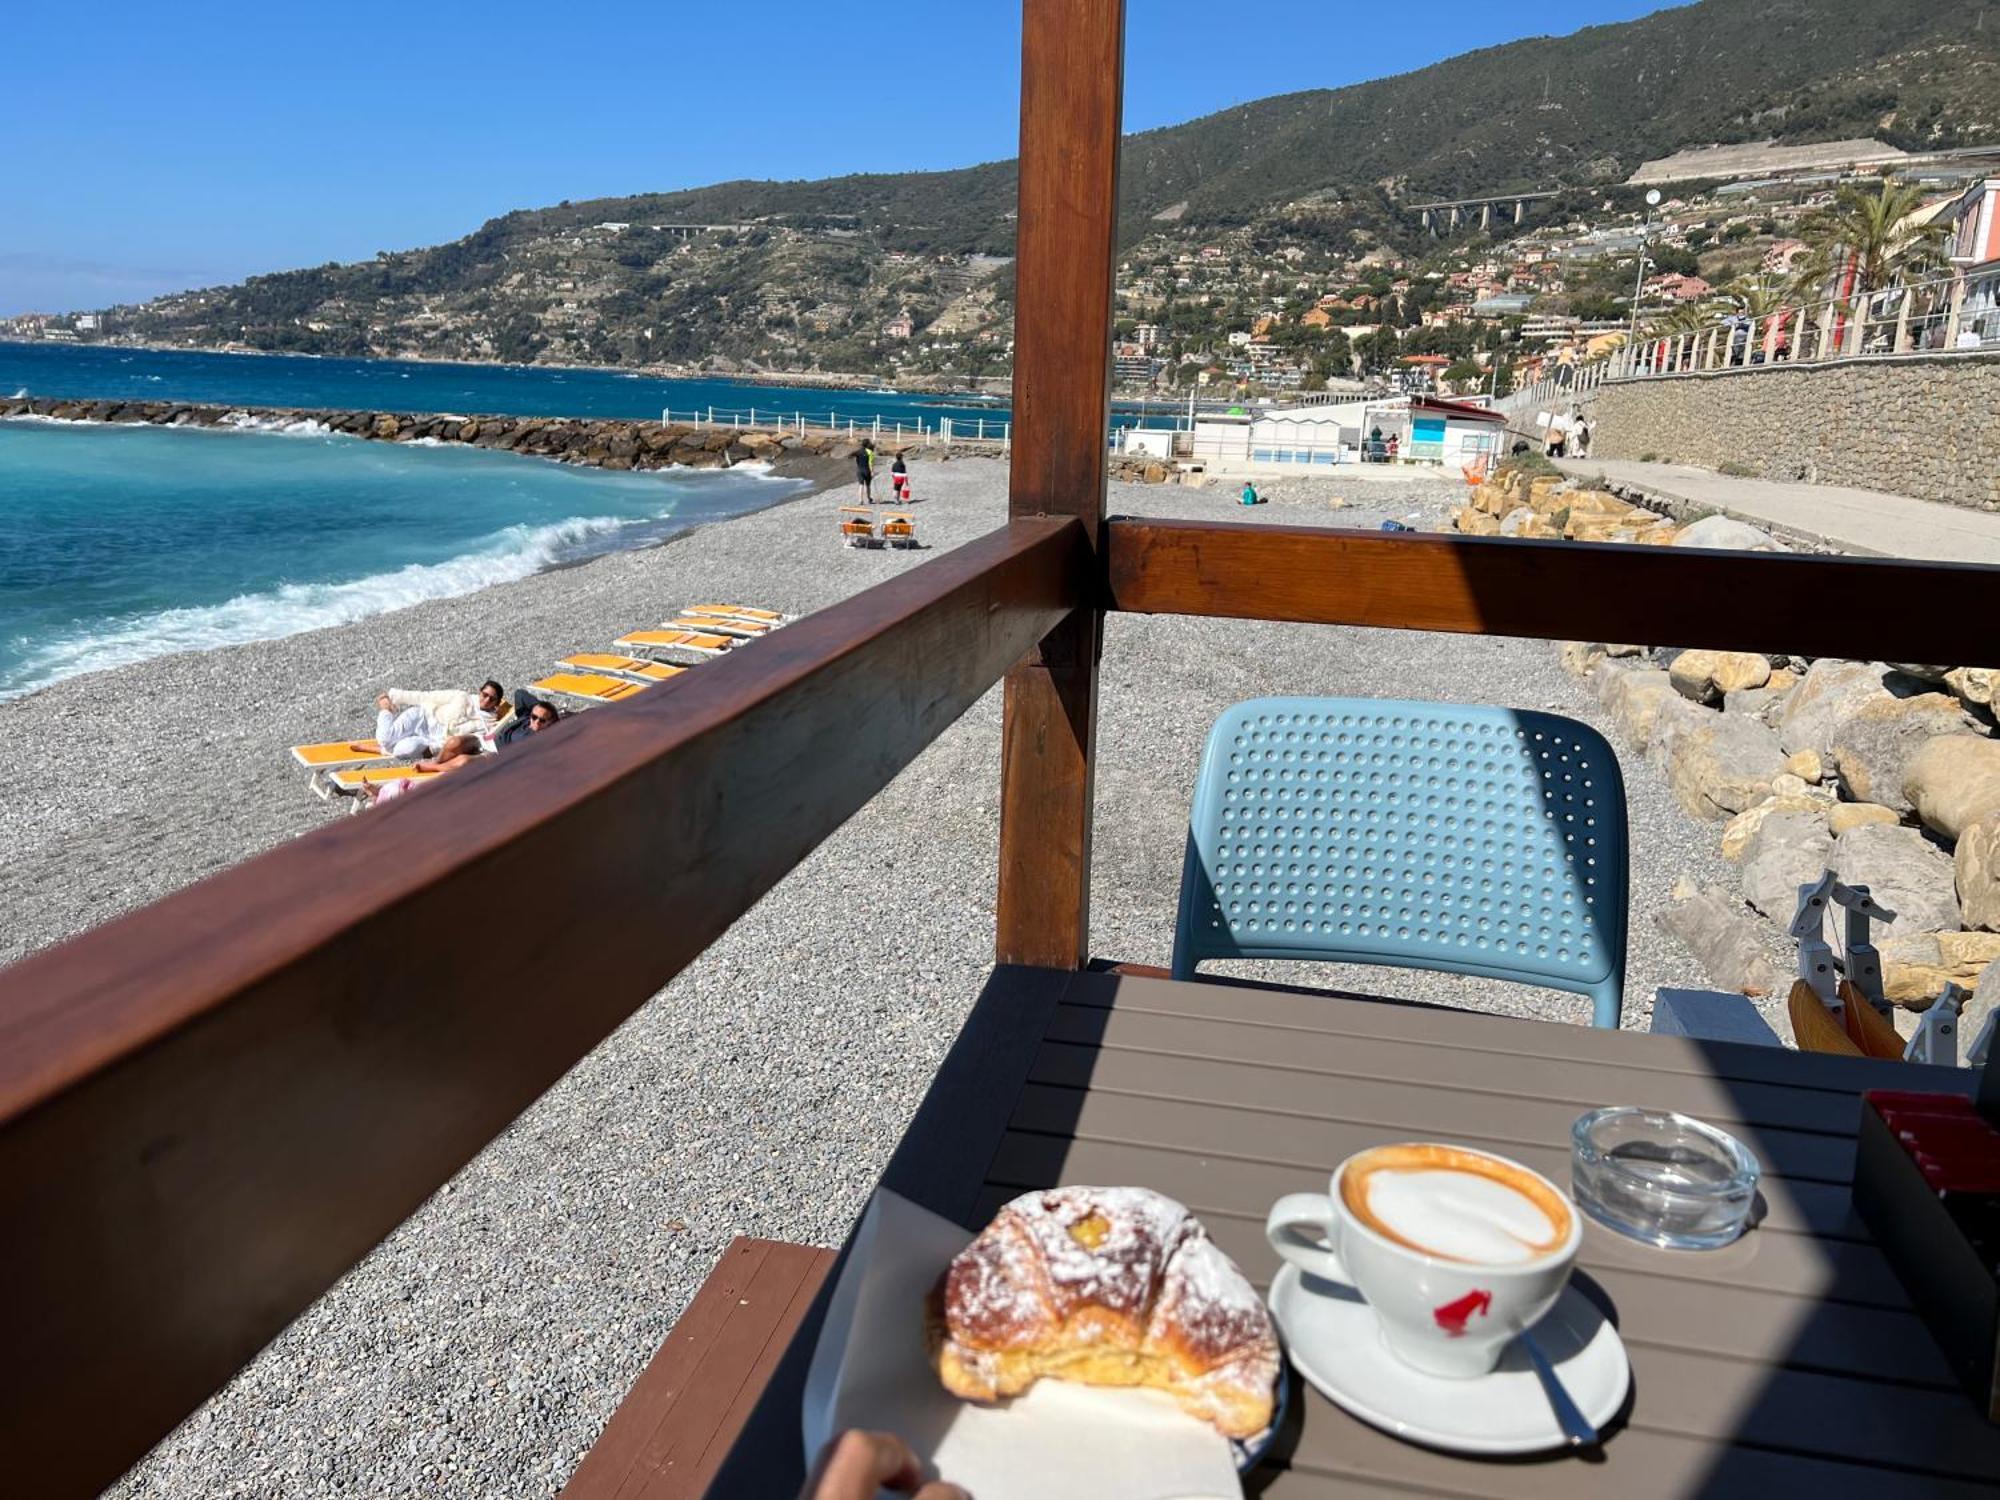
[704, 965, 1999, 1497]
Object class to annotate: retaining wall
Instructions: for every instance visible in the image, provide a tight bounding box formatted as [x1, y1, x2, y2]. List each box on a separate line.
[1590, 353, 2000, 512]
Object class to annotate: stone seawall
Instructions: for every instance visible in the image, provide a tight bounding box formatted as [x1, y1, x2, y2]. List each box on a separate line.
[0, 395, 968, 472]
[1590, 354, 2000, 512]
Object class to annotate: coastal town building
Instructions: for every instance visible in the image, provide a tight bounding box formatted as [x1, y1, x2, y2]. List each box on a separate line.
[1947, 177, 2000, 348]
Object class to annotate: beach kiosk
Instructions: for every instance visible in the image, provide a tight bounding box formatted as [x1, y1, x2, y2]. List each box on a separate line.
[1405, 393, 1508, 466]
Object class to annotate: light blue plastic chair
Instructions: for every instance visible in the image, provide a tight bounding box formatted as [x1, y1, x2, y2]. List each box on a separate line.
[1170, 697, 1627, 1028]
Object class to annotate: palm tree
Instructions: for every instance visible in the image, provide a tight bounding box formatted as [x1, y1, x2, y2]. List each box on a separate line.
[1794, 179, 1949, 300]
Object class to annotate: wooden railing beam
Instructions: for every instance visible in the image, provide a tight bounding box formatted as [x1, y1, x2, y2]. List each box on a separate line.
[1104, 517, 2000, 668]
[996, 0, 1126, 969]
[0, 515, 1087, 1500]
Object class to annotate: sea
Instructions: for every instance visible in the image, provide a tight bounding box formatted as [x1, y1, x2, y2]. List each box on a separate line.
[0, 341, 1192, 703]
[0, 346, 832, 700]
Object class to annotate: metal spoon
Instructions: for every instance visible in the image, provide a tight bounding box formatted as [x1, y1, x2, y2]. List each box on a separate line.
[1520, 1327, 1599, 1448]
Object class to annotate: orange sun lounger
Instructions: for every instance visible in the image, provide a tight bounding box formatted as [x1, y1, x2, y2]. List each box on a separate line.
[685, 603, 790, 624]
[531, 671, 650, 705]
[290, 737, 391, 770]
[839, 507, 880, 546]
[612, 628, 734, 657]
[312, 762, 439, 802]
[882, 511, 918, 547]
[661, 614, 769, 638]
[560, 653, 689, 683]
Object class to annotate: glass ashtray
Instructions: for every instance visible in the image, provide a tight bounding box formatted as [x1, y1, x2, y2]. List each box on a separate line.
[1571, 1107, 1760, 1250]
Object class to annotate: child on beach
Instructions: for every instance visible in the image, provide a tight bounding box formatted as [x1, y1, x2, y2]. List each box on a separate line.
[891, 451, 909, 502]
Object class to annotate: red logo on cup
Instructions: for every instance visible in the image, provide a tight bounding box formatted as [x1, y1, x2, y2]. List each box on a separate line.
[1432, 1289, 1493, 1337]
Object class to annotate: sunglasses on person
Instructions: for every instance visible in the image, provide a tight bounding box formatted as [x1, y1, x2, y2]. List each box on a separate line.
[529, 709, 558, 727]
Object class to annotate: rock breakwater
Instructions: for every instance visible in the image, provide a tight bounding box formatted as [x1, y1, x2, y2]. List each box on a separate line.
[0, 394, 961, 473]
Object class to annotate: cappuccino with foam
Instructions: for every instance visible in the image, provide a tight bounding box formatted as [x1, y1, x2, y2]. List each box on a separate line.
[1340, 1143, 1571, 1265]
[1269, 1142, 1584, 1377]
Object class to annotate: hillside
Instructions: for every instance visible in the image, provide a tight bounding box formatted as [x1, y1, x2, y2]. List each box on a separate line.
[44, 0, 2000, 373]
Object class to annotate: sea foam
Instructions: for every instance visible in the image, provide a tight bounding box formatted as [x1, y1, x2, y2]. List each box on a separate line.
[3, 513, 636, 700]
[217, 411, 338, 437]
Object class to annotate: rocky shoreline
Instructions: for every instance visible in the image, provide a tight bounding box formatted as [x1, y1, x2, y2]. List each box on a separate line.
[0, 393, 991, 473]
[1452, 463, 2000, 1046]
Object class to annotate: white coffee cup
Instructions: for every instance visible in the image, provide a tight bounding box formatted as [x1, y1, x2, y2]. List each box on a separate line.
[1266, 1141, 1582, 1379]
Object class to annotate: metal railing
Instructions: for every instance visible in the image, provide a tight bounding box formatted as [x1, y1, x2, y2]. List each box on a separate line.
[1508, 269, 2000, 409]
[659, 405, 1011, 450]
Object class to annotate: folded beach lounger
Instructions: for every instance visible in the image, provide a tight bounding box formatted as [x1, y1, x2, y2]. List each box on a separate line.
[685, 603, 791, 624]
[612, 628, 734, 657]
[560, 653, 688, 683]
[882, 511, 919, 548]
[290, 737, 391, 771]
[532, 670, 650, 705]
[660, 614, 770, 638]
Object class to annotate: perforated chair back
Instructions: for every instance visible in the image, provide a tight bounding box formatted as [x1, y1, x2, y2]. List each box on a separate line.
[1170, 697, 1627, 1028]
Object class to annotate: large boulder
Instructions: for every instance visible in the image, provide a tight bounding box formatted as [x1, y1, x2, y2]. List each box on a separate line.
[1944, 666, 1996, 715]
[1902, 733, 2000, 841]
[1881, 931, 2000, 1005]
[1660, 710, 1790, 820]
[1827, 694, 1972, 814]
[1673, 515, 1786, 551]
[1720, 795, 1828, 861]
[1668, 649, 1772, 705]
[1831, 822, 1961, 935]
[1777, 660, 1892, 758]
[1828, 802, 1901, 836]
[1597, 664, 1679, 752]
[1557, 640, 1606, 677]
[1656, 880, 1780, 995]
[1741, 810, 1835, 919]
[1957, 812, 2000, 932]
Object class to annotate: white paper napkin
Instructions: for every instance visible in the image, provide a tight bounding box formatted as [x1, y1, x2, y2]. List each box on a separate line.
[802, 1188, 1243, 1500]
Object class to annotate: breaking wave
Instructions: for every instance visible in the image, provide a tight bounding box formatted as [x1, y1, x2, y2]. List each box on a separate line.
[3, 513, 638, 699]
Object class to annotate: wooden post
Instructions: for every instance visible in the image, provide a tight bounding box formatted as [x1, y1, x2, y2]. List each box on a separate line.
[996, 0, 1124, 969]
[1894, 290, 1912, 354]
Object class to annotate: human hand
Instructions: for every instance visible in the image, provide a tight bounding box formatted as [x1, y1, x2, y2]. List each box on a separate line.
[799, 1430, 967, 1499]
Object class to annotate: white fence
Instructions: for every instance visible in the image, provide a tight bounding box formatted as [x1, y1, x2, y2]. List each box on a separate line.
[660, 405, 1011, 450]
[1510, 269, 2000, 409]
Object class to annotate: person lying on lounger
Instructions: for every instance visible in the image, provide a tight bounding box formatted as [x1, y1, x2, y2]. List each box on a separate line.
[375, 678, 507, 757]
[360, 735, 484, 805]
[495, 687, 560, 746]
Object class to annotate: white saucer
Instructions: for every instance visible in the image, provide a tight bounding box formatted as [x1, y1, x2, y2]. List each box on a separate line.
[1268, 1264, 1631, 1455]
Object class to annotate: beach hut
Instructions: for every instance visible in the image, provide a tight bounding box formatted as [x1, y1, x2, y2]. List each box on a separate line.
[1404, 394, 1508, 466]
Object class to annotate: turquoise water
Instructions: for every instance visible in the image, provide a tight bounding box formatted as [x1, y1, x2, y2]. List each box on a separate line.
[0, 340, 1020, 429]
[0, 341, 1182, 431]
[0, 417, 804, 700]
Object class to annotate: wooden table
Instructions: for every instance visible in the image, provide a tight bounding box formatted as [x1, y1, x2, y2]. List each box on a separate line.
[703, 965, 2000, 1497]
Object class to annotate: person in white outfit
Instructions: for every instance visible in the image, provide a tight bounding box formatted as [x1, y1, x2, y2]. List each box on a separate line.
[375, 679, 505, 758]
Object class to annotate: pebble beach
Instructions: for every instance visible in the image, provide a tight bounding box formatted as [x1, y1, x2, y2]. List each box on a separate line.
[0, 457, 1745, 1497]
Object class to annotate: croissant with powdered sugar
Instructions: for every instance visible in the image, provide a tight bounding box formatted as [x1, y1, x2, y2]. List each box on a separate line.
[928, 1186, 1280, 1439]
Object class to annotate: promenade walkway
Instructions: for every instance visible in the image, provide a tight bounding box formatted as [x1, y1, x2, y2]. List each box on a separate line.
[1557, 458, 2000, 565]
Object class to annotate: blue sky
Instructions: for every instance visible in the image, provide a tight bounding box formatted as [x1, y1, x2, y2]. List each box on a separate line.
[1, 0, 1676, 316]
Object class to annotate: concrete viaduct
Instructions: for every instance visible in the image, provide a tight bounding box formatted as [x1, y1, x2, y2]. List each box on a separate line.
[1408, 191, 1560, 233]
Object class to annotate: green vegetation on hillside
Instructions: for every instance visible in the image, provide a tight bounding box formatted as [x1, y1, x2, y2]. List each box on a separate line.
[53, 0, 2000, 373]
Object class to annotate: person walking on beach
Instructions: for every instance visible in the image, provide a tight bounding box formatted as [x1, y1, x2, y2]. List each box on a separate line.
[890, 451, 909, 502]
[854, 442, 875, 503]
